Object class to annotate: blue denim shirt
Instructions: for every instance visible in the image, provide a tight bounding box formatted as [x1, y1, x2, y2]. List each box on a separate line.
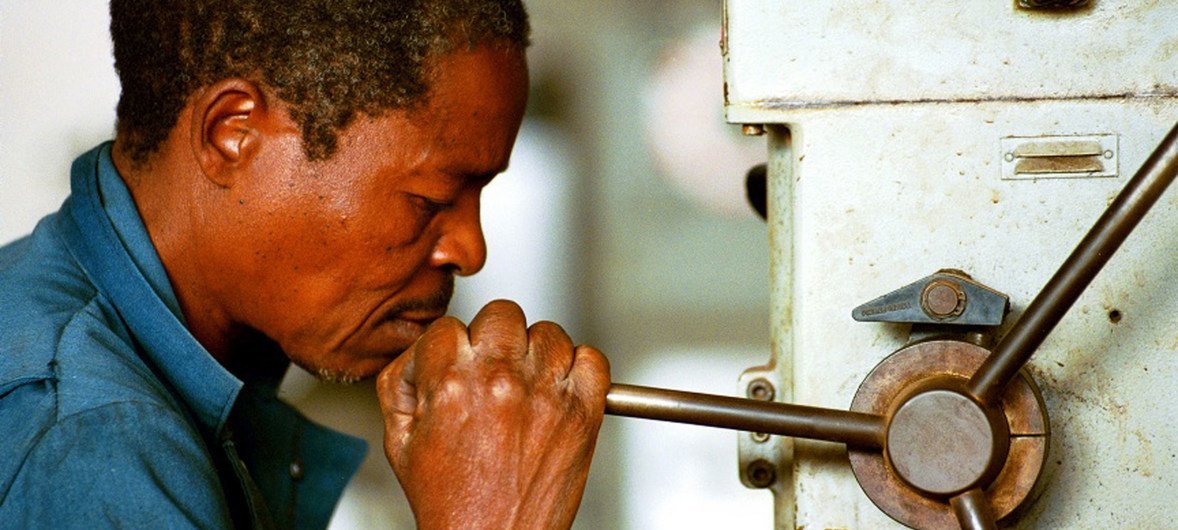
[0, 144, 366, 529]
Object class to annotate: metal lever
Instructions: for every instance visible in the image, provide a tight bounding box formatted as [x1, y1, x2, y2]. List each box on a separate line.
[951, 489, 997, 530]
[605, 383, 886, 449]
[968, 121, 1178, 404]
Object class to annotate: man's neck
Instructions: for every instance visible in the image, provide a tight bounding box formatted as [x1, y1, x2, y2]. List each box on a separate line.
[111, 139, 251, 373]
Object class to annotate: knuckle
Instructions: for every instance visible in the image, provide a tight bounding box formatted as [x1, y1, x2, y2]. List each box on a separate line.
[486, 298, 520, 311]
[483, 370, 528, 406]
[527, 321, 574, 364]
[475, 299, 525, 324]
[426, 316, 466, 337]
[473, 326, 525, 354]
[430, 372, 469, 405]
[528, 320, 569, 339]
[576, 346, 611, 379]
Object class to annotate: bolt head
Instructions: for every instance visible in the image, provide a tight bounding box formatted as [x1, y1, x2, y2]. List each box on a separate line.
[747, 378, 776, 401]
[745, 459, 777, 488]
[921, 280, 966, 319]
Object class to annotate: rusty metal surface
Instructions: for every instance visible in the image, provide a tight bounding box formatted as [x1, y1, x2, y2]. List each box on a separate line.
[847, 340, 1049, 529]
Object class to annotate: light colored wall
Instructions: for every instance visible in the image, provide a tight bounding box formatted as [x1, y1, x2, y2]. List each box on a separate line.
[0, 0, 120, 244]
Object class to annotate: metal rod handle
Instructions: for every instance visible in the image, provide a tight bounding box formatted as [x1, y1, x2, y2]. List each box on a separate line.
[969, 122, 1178, 404]
[605, 383, 886, 449]
[950, 489, 998, 530]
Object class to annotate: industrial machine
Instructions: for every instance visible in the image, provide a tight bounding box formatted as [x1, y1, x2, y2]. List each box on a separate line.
[605, 1, 1178, 528]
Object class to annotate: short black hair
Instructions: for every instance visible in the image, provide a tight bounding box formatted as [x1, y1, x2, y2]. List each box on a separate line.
[110, 0, 529, 164]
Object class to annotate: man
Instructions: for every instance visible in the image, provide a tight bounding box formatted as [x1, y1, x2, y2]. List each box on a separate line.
[0, 1, 610, 528]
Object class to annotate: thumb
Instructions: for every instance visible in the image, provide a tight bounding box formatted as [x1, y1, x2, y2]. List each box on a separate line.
[378, 350, 418, 465]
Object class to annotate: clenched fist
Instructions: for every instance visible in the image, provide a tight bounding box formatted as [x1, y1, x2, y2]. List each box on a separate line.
[377, 300, 611, 529]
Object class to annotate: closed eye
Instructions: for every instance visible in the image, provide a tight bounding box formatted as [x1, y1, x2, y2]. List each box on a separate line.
[410, 194, 454, 217]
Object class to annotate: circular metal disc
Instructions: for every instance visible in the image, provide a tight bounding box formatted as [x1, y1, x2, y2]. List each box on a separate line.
[887, 390, 999, 495]
[848, 339, 1050, 530]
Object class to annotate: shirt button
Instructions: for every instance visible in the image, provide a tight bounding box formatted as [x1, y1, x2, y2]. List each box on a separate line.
[289, 460, 305, 481]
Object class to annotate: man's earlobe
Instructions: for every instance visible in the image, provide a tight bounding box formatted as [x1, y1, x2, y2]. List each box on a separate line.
[193, 79, 266, 188]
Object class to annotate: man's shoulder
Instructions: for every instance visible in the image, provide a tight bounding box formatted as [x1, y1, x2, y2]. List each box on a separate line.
[1, 214, 171, 405]
[0, 218, 233, 526]
[0, 213, 190, 448]
[0, 214, 101, 385]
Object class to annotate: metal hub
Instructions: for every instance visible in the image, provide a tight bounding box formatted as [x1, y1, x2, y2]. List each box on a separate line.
[886, 389, 1008, 496]
[848, 339, 1050, 529]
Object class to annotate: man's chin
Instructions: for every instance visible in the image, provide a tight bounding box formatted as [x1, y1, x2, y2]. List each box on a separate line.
[285, 315, 431, 384]
[313, 366, 368, 385]
[290, 348, 406, 385]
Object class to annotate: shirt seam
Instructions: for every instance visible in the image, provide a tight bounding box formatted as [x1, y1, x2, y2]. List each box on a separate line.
[50, 292, 105, 423]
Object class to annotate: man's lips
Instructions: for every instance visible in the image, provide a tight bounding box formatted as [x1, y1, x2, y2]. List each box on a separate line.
[397, 311, 447, 325]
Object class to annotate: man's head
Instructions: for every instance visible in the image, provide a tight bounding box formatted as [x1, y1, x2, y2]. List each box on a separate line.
[108, 0, 530, 382]
[111, 0, 529, 165]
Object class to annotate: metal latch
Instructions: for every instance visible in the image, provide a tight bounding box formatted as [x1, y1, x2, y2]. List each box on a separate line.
[852, 270, 1010, 326]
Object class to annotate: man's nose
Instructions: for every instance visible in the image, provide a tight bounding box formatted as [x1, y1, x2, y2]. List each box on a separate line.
[430, 194, 487, 276]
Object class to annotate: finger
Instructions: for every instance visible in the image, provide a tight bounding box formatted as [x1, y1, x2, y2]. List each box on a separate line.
[376, 352, 418, 466]
[406, 316, 470, 386]
[468, 299, 528, 364]
[526, 320, 575, 380]
[566, 345, 611, 410]
[377, 350, 416, 415]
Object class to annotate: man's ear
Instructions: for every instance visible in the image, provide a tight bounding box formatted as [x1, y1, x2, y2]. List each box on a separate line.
[191, 78, 268, 188]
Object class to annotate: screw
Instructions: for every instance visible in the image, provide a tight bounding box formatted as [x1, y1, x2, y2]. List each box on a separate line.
[1104, 150, 1114, 159]
[1004, 152, 1015, 162]
[746, 379, 775, 443]
[745, 459, 777, 488]
[747, 378, 776, 401]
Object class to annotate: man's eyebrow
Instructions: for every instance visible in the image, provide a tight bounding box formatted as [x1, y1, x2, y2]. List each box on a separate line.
[451, 165, 506, 186]
[470, 169, 503, 185]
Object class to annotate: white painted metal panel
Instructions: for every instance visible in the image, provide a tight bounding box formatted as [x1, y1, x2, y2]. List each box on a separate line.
[724, 1, 1178, 528]
[723, 1, 1178, 120]
[784, 103, 1178, 528]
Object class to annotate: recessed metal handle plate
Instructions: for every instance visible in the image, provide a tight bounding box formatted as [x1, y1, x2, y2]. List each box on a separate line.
[1018, 0, 1090, 8]
[1001, 134, 1118, 180]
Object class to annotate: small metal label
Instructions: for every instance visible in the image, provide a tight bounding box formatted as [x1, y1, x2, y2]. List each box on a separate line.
[1001, 134, 1119, 180]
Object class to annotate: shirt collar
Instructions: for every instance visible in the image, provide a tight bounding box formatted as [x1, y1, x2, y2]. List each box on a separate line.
[58, 142, 242, 435]
[94, 143, 187, 324]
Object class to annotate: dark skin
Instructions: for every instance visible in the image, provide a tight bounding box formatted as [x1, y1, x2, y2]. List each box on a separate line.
[112, 43, 610, 528]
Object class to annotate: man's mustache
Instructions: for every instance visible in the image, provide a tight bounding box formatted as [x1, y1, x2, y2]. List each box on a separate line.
[386, 275, 455, 318]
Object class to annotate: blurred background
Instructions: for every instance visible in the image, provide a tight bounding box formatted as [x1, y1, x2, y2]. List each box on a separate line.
[0, 1, 771, 528]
